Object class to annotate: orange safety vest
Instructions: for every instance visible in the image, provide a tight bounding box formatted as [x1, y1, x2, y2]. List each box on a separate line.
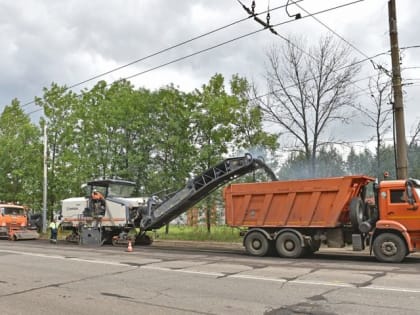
[92, 191, 104, 200]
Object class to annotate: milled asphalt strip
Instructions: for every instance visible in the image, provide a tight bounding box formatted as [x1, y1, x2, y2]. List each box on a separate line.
[2, 249, 420, 293]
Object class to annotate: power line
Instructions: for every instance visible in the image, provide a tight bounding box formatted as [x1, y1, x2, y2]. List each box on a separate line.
[125, 2, 366, 84]
[290, 0, 390, 74]
[20, 1, 298, 109]
[24, 1, 364, 118]
[403, 83, 420, 88]
[23, 50, 393, 118]
[401, 45, 420, 50]
[292, 0, 367, 57]
[238, 0, 369, 93]
[249, 50, 390, 103]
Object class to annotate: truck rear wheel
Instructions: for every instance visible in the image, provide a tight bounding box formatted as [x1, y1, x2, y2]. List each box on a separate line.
[373, 232, 407, 263]
[276, 232, 304, 258]
[244, 231, 269, 257]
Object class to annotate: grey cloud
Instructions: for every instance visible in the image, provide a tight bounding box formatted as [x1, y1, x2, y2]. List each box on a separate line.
[0, 0, 418, 145]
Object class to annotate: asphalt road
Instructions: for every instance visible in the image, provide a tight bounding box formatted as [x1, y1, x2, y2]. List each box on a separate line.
[0, 240, 420, 315]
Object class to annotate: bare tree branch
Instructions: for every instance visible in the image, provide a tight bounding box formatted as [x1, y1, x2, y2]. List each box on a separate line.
[352, 70, 392, 174]
[409, 120, 420, 148]
[257, 35, 360, 176]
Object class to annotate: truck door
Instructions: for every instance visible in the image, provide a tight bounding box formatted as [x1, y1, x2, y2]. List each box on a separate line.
[383, 188, 420, 231]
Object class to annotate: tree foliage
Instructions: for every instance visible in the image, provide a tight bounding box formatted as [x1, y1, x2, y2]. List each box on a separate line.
[0, 99, 42, 206]
[4, 67, 419, 227]
[2, 74, 274, 219]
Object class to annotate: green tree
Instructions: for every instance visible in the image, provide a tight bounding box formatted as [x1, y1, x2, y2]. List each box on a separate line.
[408, 121, 420, 178]
[192, 74, 276, 232]
[377, 145, 397, 179]
[346, 147, 375, 175]
[315, 146, 345, 177]
[0, 99, 42, 207]
[278, 151, 311, 180]
[31, 74, 277, 231]
[408, 144, 420, 178]
[145, 85, 196, 195]
[279, 146, 345, 179]
[36, 83, 80, 212]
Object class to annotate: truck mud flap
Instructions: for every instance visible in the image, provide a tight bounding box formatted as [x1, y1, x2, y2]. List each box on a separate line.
[326, 228, 344, 248]
[352, 234, 365, 251]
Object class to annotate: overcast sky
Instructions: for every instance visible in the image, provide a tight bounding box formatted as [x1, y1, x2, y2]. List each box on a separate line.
[1, 0, 419, 148]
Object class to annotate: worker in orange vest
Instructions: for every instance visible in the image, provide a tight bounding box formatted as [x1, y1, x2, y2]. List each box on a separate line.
[91, 190, 104, 200]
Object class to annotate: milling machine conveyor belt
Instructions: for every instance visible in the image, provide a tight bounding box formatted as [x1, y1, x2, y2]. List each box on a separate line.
[141, 154, 277, 231]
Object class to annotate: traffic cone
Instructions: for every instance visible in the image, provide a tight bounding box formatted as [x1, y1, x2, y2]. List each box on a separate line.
[126, 240, 133, 252]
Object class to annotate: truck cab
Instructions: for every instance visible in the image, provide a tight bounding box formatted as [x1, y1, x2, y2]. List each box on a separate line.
[0, 203, 39, 240]
[372, 178, 420, 260]
[377, 179, 420, 229]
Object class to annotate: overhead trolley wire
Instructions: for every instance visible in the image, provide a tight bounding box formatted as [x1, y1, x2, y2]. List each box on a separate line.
[24, 0, 373, 118]
[81, 1, 371, 91]
[290, 0, 390, 74]
[238, 0, 369, 93]
[249, 50, 391, 103]
[20, 1, 301, 109]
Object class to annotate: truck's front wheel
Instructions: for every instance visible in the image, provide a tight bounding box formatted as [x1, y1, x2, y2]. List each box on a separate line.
[244, 231, 269, 257]
[373, 232, 407, 263]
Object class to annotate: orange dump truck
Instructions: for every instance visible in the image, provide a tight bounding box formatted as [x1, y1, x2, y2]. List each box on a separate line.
[0, 203, 39, 240]
[224, 175, 420, 263]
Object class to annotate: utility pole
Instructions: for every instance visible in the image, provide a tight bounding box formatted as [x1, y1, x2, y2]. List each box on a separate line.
[388, 0, 408, 179]
[42, 124, 48, 233]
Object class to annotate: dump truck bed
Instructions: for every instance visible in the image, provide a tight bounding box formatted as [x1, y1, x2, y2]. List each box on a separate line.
[224, 175, 374, 228]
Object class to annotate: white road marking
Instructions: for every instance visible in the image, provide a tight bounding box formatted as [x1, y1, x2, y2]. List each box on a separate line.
[2, 249, 420, 293]
[141, 265, 224, 277]
[0, 249, 132, 267]
[229, 274, 287, 283]
[363, 285, 420, 293]
[289, 279, 355, 288]
[0, 249, 64, 259]
[67, 257, 133, 266]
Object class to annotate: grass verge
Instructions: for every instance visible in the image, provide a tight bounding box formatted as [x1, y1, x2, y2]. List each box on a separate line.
[153, 225, 242, 243]
[42, 225, 243, 243]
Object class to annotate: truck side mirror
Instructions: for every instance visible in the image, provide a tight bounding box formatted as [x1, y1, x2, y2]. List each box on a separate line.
[406, 181, 417, 209]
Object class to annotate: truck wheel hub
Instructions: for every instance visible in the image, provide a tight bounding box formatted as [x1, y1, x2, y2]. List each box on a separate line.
[284, 240, 295, 251]
[252, 239, 262, 249]
[381, 241, 397, 256]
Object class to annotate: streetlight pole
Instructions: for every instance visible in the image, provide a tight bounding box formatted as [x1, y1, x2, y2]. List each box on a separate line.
[42, 124, 48, 233]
